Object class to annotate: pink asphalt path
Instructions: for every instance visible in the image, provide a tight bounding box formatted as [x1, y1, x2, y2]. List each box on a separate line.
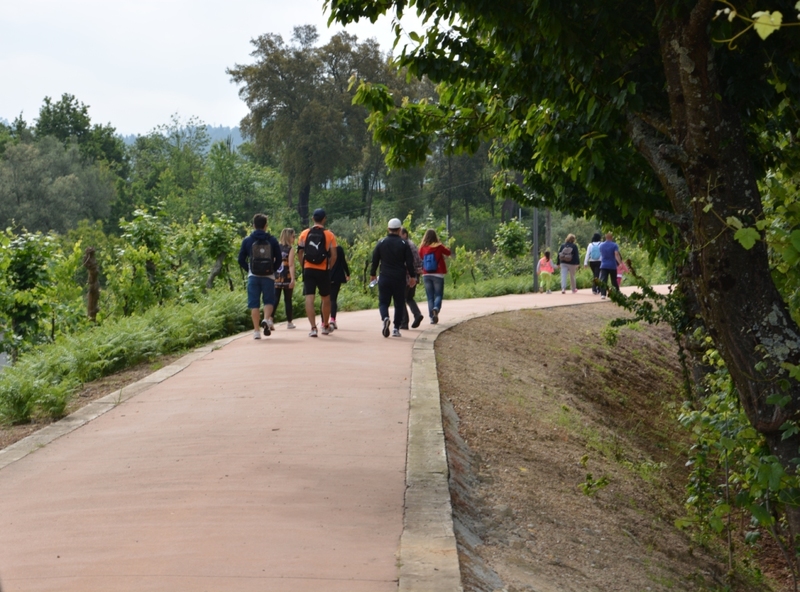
[0, 288, 623, 591]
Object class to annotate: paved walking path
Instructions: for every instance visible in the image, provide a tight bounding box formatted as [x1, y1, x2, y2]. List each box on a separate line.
[0, 288, 639, 591]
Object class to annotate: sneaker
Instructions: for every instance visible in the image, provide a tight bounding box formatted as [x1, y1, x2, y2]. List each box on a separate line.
[546, 289, 552, 294]
[309, 327, 318, 337]
[287, 322, 296, 329]
[260, 319, 271, 337]
[329, 319, 337, 330]
[267, 318, 275, 331]
[412, 315, 424, 329]
[321, 324, 331, 335]
[391, 328, 402, 337]
[572, 289, 578, 294]
[253, 330, 261, 340]
[382, 317, 391, 338]
[561, 290, 566, 294]
[601, 294, 607, 300]
[432, 308, 439, 325]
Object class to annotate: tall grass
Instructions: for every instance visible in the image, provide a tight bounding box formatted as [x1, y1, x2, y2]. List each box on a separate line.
[0, 290, 249, 425]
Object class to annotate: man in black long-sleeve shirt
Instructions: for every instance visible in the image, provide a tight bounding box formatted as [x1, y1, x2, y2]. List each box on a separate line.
[370, 218, 417, 338]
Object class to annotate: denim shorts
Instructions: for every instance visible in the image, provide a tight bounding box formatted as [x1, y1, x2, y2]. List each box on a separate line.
[247, 275, 276, 309]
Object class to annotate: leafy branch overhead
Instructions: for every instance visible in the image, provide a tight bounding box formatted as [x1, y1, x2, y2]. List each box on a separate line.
[714, 0, 800, 44]
[327, 0, 800, 562]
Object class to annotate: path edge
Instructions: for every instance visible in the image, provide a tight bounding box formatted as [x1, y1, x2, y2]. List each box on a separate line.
[0, 333, 245, 472]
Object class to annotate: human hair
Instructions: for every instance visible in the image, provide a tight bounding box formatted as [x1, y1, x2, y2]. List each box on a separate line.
[400, 227, 409, 238]
[420, 229, 439, 247]
[544, 249, 551, 260]
[566, 233, 576, 243]
[591, 232, 602, 243]
[279, 228, 295, 246]
[253, 213, 268, 230]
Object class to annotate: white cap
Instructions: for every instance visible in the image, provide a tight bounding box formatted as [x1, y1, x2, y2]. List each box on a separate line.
[388, 218, 402, 229]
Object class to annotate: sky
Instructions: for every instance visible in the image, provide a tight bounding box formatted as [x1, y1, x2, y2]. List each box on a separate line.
[0, 0, 422, 136]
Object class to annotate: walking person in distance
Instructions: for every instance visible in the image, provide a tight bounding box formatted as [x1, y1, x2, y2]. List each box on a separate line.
[536, 249, 555, 294]
[584, 232, 603, 294]
[237, 213, 281, 339]
[399, 227, 425, 330]
[297, 208, 338, 337]
[272, 228, 297, 328]
[328, 244, 350, 331]
[418, 229, 451, 324]
[370, 218, 417, 338]
[556, 234, 580, 294]
[598, 231, 624, 299]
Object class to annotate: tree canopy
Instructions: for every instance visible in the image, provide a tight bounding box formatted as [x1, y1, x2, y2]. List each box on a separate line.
[229, 25, 422, 225]
[327, 0, 800, 538]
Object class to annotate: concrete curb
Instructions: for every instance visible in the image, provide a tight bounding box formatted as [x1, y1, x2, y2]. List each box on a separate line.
[0, 332, 244, 472]
[400, 324, 462, 591]
[400, 311, 492, 592]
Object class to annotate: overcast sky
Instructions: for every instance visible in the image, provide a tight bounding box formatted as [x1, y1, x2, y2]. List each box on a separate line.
[1, 0, 419, 136]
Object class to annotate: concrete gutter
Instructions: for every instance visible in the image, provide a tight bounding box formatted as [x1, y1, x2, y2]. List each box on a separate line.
[400, 320, 465, 592]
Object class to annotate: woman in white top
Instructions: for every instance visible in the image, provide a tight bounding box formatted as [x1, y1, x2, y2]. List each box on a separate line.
[584, 232, 603, 295]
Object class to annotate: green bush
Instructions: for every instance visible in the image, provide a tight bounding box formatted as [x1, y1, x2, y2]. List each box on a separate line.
[0, 290, 249, 424]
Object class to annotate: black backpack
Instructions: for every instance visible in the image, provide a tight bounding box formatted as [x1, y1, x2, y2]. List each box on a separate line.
[250, 236, 274, 276]
[304, 226, 328, 265]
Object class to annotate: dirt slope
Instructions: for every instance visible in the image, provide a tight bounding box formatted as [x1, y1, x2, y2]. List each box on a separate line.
[436, 304, 778, 592]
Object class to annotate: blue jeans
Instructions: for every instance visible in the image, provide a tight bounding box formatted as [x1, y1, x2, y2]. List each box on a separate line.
[423, 275, 445, 317]
[247, 276, 276, 309]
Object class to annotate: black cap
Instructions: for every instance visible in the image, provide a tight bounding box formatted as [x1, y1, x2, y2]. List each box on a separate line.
[312, 208, 326, 222]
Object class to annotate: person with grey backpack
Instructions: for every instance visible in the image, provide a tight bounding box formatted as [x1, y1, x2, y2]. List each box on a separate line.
[556, 234, 580, 294]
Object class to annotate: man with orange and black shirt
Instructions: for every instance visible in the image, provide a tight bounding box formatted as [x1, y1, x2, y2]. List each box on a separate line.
[297, 208, 338, 338]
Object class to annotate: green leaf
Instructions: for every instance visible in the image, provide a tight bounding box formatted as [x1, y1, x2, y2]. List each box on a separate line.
[767, 393, 792, 407]
[752, 11, 783, 40]
[734, 227, 760, 250]
[790, 229, 800, 252]
[726, 216, 743, 230]
[749, 503, 773, 525]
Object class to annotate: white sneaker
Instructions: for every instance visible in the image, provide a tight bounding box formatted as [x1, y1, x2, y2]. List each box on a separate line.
[287, 322, 296, 329]
[321, 325, 331, 335]
[253, 330, 261, 340]
[309, 327, 318, 337]
[329, 319, 337, 330]
[601, 294, 607, 300]
[267, 319, 275, 331]
[260, 319, 271, 336]
[391, 328, 401, 337]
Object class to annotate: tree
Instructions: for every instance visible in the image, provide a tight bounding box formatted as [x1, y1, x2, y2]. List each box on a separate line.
[35, 94, 127, 173]
[228, 26, 392, 226]
[0, 137, 116, 233]
[328, 0, 800, 538]
[120, 115, 210, 222]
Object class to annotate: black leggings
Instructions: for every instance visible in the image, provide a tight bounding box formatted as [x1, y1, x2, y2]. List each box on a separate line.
[275, 287, 293, 322]
[330, 282, 343, 319]
[598, 269, 619, 297]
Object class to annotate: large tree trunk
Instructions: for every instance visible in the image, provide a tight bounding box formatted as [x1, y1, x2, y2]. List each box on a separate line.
[632, 0, 800, 538]
[82, 247, 99, 322]
[298, 182, 311, 228]
[205, 253, 226, 290]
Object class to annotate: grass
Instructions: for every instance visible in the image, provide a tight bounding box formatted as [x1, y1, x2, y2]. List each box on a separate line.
[0, 289, 249, 425]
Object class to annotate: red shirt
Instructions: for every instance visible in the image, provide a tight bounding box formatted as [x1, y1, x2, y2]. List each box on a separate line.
[418, 243, 451, 274]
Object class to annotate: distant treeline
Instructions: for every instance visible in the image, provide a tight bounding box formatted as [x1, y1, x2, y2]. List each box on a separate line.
[120, 126, 243, 149]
